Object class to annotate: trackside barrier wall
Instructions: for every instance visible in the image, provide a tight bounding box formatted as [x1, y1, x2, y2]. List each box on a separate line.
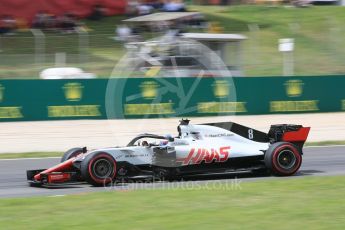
[0, 75, 344, 121]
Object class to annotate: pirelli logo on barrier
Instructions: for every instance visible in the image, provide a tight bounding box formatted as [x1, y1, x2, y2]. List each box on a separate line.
[197, 80, 247, 114]
[270, 80, 319, 113]
[0, 84, 24, 119]
[270, 100, 319, 112]
[124, 103, 174, 115]
[47, 82, 102, 118]
[0, 84, 4, 103]
[123, 81, 176, 116]
[48, 105, 101, 117]
[140, 81, 158, 99]
[213, 80, 229, 98]
[285, 80, 304, 97]
[0, 107, 23, 119]
[198, 102, 247, 113]
[63, 83, 83, 102]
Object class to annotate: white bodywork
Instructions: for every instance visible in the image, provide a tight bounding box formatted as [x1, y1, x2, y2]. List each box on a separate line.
[85, 123, 269, 167]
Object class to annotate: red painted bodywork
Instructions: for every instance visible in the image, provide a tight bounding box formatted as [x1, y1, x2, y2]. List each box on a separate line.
[47, 173, 72, 183]
[282, 127, 310, 142]
[34, 158, 75, 181]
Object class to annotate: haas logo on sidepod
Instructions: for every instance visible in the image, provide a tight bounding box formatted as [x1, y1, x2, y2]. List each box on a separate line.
[177, 146, 230, 165]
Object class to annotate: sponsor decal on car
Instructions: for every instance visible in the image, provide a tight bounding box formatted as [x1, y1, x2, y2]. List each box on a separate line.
[125, 153, 149, 158]
[205, 133, 233, 138]
[177, 146, 230, 165]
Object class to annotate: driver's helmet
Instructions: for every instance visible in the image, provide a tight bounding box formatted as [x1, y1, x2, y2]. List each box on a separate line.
[160, 140, 169, 146]
[160, 134, 172, 146]
[142, 140, 149, 146]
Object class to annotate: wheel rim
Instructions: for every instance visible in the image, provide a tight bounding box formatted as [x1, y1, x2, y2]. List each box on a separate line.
[92, 158, 113, 179]
[277, 149, 296, 170]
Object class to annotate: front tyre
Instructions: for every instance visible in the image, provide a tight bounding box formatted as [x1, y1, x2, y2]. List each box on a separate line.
[61, 147, 83, 163]
[81, 152, 117, 186]
[264, 142, 302, 176]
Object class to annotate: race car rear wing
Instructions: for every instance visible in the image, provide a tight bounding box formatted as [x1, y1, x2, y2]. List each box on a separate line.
[185, 120, 310, 150]
[268, 124, 310, 150]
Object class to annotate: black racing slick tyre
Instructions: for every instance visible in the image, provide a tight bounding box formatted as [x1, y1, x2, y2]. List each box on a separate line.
[264, 142, 302, 176]
[80, 152, 117, 186]
[61, 147, 84, 163]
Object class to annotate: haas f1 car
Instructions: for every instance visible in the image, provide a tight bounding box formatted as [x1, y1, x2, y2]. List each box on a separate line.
[27, 120, 310, 187]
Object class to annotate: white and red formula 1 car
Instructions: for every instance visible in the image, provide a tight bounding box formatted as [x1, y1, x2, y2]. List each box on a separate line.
[27, 119, 310, 187]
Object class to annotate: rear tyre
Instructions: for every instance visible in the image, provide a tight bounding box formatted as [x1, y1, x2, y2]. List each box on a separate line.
[264, 142, 302, 176]
[61, 147, 83, 163]
[80, 152, 117, 186]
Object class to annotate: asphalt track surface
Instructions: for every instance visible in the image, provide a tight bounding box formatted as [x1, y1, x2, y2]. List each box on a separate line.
[0, 146, 344, 198]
